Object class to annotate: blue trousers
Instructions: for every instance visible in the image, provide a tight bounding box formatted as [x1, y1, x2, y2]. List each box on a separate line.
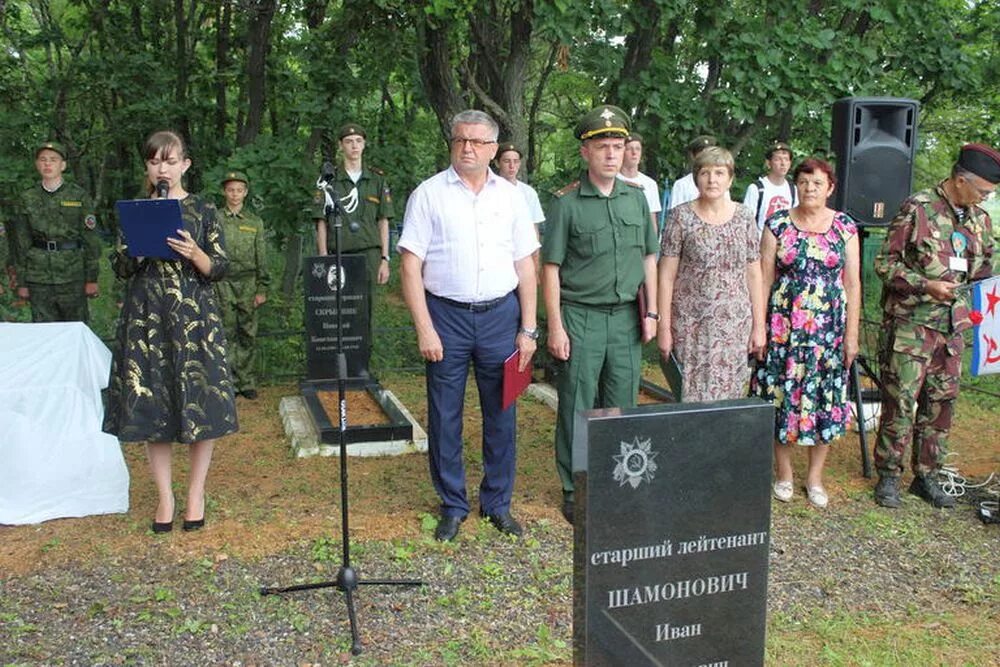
[425, 292, 519, 517]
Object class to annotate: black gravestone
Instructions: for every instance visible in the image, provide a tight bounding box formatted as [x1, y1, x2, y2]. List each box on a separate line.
[304, 254, 370, 382]
[573, 399, 774, 667]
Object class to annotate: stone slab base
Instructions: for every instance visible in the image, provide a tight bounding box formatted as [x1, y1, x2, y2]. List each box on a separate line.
[279, 391, 428, 458]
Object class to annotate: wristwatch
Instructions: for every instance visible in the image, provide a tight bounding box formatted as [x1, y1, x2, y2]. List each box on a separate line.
[645, 312, 660, 321]
[518, 327, 540, 340]
[381, 254, 390, 262]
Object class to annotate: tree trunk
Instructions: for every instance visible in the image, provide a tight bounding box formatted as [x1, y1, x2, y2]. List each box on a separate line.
[215, 0, 231, 142]
[240, 0, 276, 146]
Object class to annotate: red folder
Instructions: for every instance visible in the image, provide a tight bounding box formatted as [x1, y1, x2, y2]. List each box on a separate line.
[502, 350, 532, 411]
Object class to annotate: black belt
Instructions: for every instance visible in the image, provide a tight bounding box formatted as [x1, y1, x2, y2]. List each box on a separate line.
[428, 291, 511, 313]
[33, 239, 83, 251]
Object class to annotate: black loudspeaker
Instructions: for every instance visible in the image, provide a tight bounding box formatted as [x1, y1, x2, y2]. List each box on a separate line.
[830, 97, 919, 226]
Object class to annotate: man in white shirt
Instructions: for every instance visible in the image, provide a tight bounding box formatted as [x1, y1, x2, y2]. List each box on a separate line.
[398, 110, 539, 542]
[743, 140, 797, 233]
[494, 143, 545, 227]
[617, 133, 661, 237]
[668, 134, 718, 209]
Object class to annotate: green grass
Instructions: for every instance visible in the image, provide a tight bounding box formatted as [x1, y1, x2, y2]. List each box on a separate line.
[767, 608, 1000, 666]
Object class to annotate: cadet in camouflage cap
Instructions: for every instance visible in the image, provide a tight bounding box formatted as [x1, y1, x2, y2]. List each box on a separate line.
[36, 141, 67, 159]
[496, 142, 521, 158]
[574, 104, 631, 141]
[338, 123, 366, 140]
[220, 170, 249, 186]
[215, 168, 270, 399]
[872, 141, 998, 509]
[9, 139, 101, 322]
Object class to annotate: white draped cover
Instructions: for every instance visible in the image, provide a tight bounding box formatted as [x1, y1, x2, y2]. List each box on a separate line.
[0, 322, 129, 525]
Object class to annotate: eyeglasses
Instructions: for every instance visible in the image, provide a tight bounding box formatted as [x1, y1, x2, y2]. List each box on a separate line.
[960, 176, 994, 199]
[451, 137, 497, 149]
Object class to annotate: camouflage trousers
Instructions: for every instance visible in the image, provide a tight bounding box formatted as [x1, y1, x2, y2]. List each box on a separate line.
[874, 322, 961, 477]
[27, 281, 89, 323]
[216, 278, 260, 393]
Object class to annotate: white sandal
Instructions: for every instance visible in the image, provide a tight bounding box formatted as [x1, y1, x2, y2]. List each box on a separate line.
[773, 480, 794, 502]
[806, 485, 829, 508]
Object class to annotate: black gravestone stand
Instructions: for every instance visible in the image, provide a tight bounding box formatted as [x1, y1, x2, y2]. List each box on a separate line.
[573, 399, 774, 667]
[304, 253, 370, 384]
[300, 254, 412, 446]
[260, 165, 421, 657]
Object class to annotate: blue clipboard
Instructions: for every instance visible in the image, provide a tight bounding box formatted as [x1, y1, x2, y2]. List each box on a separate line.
[115, 199, 183, 259]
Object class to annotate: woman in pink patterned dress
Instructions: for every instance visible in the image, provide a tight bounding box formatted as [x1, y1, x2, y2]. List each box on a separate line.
[657, 146, 766, 403]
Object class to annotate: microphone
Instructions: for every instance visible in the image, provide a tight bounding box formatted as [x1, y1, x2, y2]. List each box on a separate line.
[156, 180, 169, 199]
[320, 160, 336, 184]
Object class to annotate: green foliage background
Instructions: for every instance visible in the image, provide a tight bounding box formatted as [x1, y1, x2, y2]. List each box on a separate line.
[1, 0, 997, 383]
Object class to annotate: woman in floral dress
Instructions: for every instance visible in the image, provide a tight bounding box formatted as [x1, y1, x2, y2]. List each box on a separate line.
[752, 158, 861, 508]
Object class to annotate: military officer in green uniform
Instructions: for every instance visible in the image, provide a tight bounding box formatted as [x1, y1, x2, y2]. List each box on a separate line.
[542, 106, 659, 523]
[311, 123, 395, 353]
[9, 141, 101, 322]
[216, 171, 270, 400]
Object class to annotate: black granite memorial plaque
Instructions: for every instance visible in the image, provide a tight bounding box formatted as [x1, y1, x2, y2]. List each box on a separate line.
[304, 254, 370, 382]
[573, 399, 774, 667]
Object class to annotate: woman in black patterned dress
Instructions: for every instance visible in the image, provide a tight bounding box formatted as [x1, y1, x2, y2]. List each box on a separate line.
[104, 130, 238, 533]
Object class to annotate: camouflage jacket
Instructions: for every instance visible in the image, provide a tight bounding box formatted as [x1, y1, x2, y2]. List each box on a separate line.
[10, 181, 101, 286]
[219, 206, 270, 291]
[874, 181, 993, 334]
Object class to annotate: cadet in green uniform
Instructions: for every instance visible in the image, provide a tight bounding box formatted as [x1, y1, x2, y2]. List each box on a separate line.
[542, 106, 660, 523]
[215, 171, 270, 400]
[9, 141, 101, 322]
[311, 123, 395, 353]
[872, 143, 998, 509]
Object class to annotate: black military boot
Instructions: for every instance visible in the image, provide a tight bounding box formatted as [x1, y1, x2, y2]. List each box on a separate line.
[874, 475, 901, 508]
[908, 473, 956, 508]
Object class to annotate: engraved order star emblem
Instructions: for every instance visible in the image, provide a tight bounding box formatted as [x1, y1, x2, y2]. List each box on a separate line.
[612, 437, 658, 489]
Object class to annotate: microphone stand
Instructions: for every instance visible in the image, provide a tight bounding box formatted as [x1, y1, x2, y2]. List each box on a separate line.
[260, 162, 422, 656]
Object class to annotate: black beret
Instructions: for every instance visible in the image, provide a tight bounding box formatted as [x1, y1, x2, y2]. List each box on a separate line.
[958, 143, 1000, 184]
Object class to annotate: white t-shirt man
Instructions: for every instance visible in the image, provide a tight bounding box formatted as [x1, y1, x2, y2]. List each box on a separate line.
[617, 171, 661, 219]
[515, 180, 545, 226]
[743, 177, 797, 233]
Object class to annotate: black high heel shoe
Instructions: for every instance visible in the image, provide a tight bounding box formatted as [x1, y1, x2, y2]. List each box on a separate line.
[182, 517, 205, 531]
[152, 520, 173, 534]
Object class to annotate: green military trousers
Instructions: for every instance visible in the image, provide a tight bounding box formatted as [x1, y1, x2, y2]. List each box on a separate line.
[554, 302, 642, 495]
[874, 323, 962, 477]
[27, 281, 88, 323]
[216, 277, 260, 393]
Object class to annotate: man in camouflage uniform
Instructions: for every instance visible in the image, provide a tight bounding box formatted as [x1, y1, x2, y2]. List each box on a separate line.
[542, 105, 659, 524]
[216, 171, 270, 400]
[311, 123, 395, 356]
[872, 143, 999, 508]
[9, 141, 101, 323]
